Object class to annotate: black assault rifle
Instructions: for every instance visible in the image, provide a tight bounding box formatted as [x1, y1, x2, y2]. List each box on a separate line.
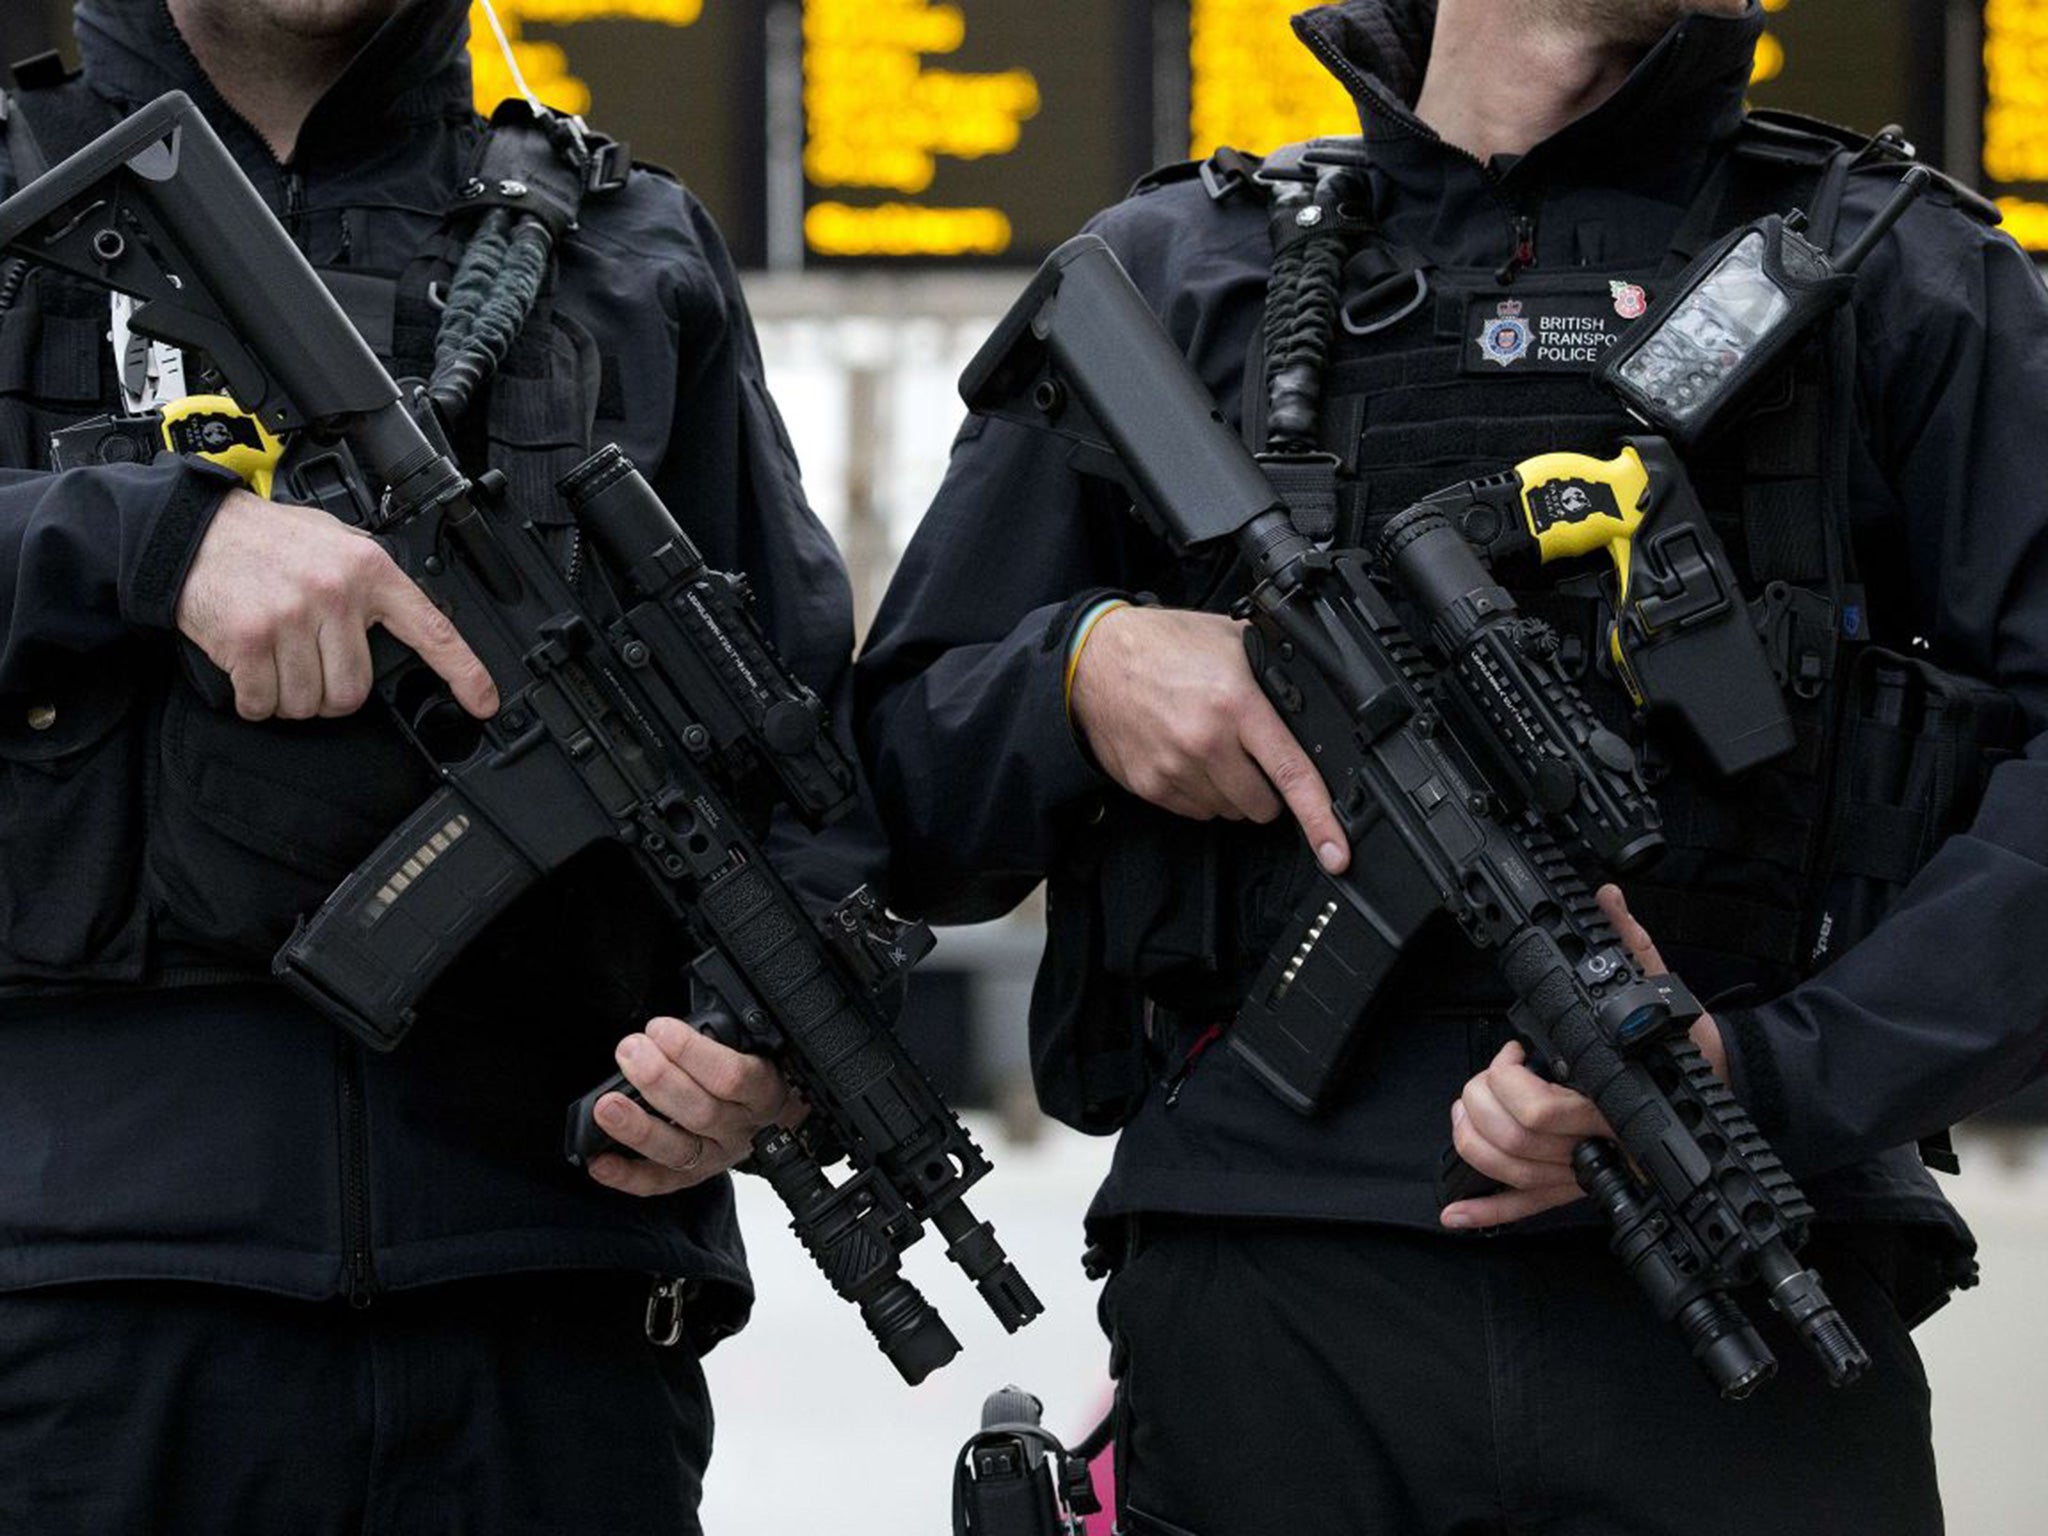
[962, 234, 1866, 1398]
[0, 92, 1040, 1383]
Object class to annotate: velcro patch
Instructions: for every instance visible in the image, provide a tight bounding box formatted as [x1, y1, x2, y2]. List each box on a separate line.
[1462, 293, 1640, 375]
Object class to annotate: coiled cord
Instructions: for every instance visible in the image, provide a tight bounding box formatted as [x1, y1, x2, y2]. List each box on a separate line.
[1262, 210, 1346, 452]
[428, 207, 554, 422]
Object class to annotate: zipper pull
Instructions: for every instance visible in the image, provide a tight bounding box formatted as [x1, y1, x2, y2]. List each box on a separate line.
[346, 1251, 376, 1310]
[281, 170, 306, 243]
[1163, 1022, 1226, 1108]
[1495, 214, 1537, 285]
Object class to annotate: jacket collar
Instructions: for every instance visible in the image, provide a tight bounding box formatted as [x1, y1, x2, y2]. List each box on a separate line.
[71, 0, 475, 167]
[1291, 0, 1764, 176]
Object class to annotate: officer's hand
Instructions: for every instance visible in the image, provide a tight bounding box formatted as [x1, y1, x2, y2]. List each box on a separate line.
[1440, 885, 1725, 1230]
[1068, 606, 1349, 873]
[175, 488, 499, 722]
[1601, 884, 1726, 1081]
[582, 1016, 805, 1196]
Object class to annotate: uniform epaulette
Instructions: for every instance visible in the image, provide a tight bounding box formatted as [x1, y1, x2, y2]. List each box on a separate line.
[1127, 158, 1205, 199]
[1739, 108, 1877, 167]
[1127, 147, 1274, 204]
[1846, 156, 2000, 226]
[1739, 108, 1999, 226]
[7, 50, 73, 94]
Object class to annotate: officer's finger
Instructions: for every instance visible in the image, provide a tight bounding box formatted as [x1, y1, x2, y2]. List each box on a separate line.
[1206, 747, 1286, 824]
[1238, 699, 1349, 873]
[229, 654, 281, 721]
[369, 571, 499, 719]
[1482, 1041, 1611, 1143]
[1598, 884, 1667, 975]
[615, 1035, 786, 1155]
[614, 1032, 729, 1138]
[1442, 1180, 1587, 1230]
[316, 621, 375, 718]
[646, 1016, 790, 1121]
[1148, 780, 1222, 823]
[272, 630, 325, 721]
[583, 1131, 693, 1198]
[1449, 1096, 1580, 1192]
[588, 1088, 720, 1177]
[1458, 1073, 1585, 1167]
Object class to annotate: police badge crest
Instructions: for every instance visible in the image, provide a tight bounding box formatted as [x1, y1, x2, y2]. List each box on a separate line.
[1477, 297, 1532, 367]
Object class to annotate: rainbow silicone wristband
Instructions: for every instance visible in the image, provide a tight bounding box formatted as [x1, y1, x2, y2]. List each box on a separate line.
[1063, 598, 1131, 714]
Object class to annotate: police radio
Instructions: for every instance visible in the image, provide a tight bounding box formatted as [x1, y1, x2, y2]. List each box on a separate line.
[1596, 166, 1930, 446]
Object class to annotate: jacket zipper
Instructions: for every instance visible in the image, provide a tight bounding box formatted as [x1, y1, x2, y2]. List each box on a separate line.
[338, 1038, 379, 1308]
[1496, 212, 1539, 285]
[155, 0, 308, 248]
[1163, 1022, 1226, 1108]
[1295, 23, 1540, 282]
[158, 0, 391, 1309]
[281, 169, 306, 242]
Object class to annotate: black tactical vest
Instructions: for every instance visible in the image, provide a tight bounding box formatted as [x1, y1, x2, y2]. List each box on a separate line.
[1239, 117, 2014, 1016]
[0, 80, 623, 991]
[1031, 117, 2017, 1138]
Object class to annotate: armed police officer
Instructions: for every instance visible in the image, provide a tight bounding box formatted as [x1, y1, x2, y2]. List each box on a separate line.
[859, 1, 2048, 1531]
[0, 0, 855, 1529]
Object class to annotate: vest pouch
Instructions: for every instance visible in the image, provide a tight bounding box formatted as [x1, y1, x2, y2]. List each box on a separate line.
[1030, 851, 1150, 1136]
[0, 277, 110, 470]
[146, 685, 435, 965]
[483, 317, 601, 547]
[1809, 646, 2021, 970]
[0, 658, 151, 981]
[1027, 799, 1237, 1133]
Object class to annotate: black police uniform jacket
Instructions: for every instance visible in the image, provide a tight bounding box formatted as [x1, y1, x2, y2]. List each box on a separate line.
[0, 0, 856, 1328]
[856, 0, 2048, 1262]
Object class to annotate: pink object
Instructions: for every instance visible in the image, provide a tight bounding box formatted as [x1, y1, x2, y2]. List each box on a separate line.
[1081, 1394, 1116, 1535]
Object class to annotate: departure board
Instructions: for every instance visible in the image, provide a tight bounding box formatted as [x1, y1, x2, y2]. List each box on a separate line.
[1744, 0, 1944, 168]
[0, 0, 73, 80]
[1980, 0, 2048, 250]
[465, 1, 764, 264]
[1, 1, 2025, 270]
[798, 1, 1146, 263]
[1184, 0, 1359, 160]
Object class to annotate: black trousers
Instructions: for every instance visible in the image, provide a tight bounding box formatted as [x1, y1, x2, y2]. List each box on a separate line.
[0, 1272, 714, 1536]
[1102, 1220, 1942, 1536]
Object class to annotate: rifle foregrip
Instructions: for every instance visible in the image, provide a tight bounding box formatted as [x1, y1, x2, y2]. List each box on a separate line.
[564, 1071, 639, 1166]
[274, 785, 541, 1050]
[696, 864, 900, 1107]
